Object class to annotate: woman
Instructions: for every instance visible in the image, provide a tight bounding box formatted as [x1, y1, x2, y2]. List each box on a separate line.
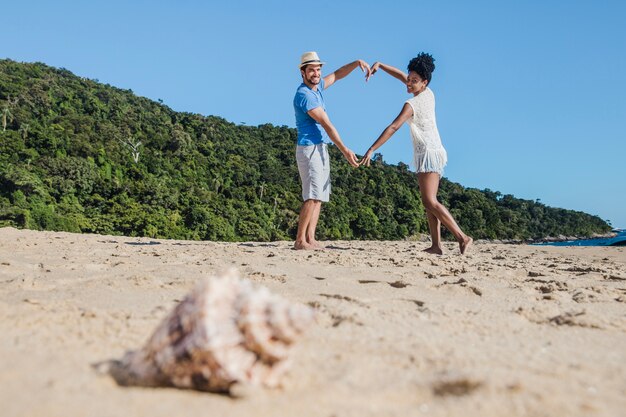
[361, 53, 472, 255]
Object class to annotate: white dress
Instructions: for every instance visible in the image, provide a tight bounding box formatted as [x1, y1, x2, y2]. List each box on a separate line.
[405, 87, 447, 175]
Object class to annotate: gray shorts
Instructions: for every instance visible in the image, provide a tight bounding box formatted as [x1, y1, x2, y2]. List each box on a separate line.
[296, 143, 330, 202]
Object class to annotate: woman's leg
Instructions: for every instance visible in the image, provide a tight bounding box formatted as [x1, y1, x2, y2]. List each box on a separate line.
[424, 210, 443, 254]
[418, 173, 473, 254]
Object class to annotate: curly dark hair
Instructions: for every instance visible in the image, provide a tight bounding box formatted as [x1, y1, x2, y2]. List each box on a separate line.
[407, 53, 436, 84]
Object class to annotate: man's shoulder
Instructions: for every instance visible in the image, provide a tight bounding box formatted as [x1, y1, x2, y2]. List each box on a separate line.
[294, 84, 322, 109]
[295, 83, 320, 95]
[294, 83, 308, 95]
[295, 80, 325, 95]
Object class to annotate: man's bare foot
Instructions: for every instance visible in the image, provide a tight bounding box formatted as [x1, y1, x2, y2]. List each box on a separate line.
[309, 239, 325, 250]
[294, 240, 316, 250]
[423, 246, 443, 255]
[459, 236, 473, 255]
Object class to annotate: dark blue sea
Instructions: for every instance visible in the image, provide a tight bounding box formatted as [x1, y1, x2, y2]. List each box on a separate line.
[533, 230, 626, 247]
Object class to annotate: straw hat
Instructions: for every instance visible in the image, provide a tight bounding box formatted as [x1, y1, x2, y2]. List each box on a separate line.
[299, 51, 325, 69]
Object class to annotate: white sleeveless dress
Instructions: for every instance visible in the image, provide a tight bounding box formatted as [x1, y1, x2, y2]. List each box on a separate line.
[405, 87, 447, 175]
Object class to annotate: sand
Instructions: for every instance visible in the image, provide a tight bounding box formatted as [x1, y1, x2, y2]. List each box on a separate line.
[0, 226, 625, 417]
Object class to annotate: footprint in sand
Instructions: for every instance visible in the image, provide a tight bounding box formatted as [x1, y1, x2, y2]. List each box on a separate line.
[563, 266, 607, 275]
[432, 378, 483, 397]
[605, 275, 626, 282]
[437, 278, 483, 296]
[388, 280, 410, 288]
[404, 299, 431, 314]
[572, 290, 599, 303]
[517, 307, 604, 330]
[243, 269, 287, 283]
[525, 278, 568, 292]
[405, 299, 425, 307]
[307, 300, 363, 328]
[357, 279, 410, 288]
[548, 310, 601, 329]
[318, 293, 368, 307]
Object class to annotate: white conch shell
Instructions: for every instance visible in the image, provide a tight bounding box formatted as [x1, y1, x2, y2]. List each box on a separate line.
[115, 269, 315, 393]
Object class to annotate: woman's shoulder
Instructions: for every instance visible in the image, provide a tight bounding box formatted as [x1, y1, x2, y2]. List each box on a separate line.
[406, 88, 435, 107]
[419, 87, 435, 100]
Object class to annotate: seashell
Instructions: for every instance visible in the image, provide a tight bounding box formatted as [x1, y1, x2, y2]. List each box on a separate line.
[114, 268, 315, 393]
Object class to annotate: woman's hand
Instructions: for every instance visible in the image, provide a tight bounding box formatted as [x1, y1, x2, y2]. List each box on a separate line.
[359, 148, 374, 167]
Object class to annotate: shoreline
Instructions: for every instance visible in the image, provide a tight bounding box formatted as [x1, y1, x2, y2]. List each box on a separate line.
[474, 232, 619, 246]
[0, 226, 617, 246]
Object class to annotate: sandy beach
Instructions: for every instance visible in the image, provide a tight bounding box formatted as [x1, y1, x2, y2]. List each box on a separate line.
[0, 226, 625, 417]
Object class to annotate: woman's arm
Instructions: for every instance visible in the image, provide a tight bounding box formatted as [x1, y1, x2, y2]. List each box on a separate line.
[367, 62, 407, 84]
[360, 103, 413, 166]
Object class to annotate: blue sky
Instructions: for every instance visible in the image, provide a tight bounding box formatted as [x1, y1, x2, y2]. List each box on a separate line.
[3, 0, 625, 228]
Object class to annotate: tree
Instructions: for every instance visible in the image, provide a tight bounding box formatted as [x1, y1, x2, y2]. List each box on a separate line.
[120, 137, 142, 164]
[1, 106, 12, 132]
[19, 123, 29, 140]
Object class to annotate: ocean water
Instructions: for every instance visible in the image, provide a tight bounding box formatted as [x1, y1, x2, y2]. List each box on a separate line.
[533, 230, 626, 247]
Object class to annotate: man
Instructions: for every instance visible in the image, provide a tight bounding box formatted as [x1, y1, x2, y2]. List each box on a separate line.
[293, 51, 370, 250]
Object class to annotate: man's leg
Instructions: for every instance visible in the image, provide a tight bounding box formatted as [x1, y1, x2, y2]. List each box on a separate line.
[306, 143, 329, 248]
[294, 199, 319, 250]
[306, 200, 322, 248]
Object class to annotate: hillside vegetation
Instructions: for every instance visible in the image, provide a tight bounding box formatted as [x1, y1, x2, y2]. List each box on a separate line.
[0, 59, 611, 241]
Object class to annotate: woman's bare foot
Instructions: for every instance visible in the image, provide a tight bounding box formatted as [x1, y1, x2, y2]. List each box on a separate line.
[459, 236, 473, 255]
[423, 246, 443, 255]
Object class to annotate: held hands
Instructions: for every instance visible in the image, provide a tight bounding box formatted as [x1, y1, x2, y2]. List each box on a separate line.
[366, 62, 381, 82]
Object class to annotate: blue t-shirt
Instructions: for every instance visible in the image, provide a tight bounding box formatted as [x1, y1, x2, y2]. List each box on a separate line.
[293, 79, 329, 146]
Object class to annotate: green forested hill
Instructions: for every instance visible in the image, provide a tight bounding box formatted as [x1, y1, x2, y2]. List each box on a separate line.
[0, 59, 611, 241]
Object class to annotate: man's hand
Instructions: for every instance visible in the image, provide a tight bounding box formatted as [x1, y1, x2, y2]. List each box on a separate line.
[358, 60, 372, 81]
[342, 148, 360, 167]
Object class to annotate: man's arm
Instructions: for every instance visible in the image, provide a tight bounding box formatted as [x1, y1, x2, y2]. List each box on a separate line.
[307, 107, 359, 167]
[323, 60, 371, 89]
[367, 62, 407, 84]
